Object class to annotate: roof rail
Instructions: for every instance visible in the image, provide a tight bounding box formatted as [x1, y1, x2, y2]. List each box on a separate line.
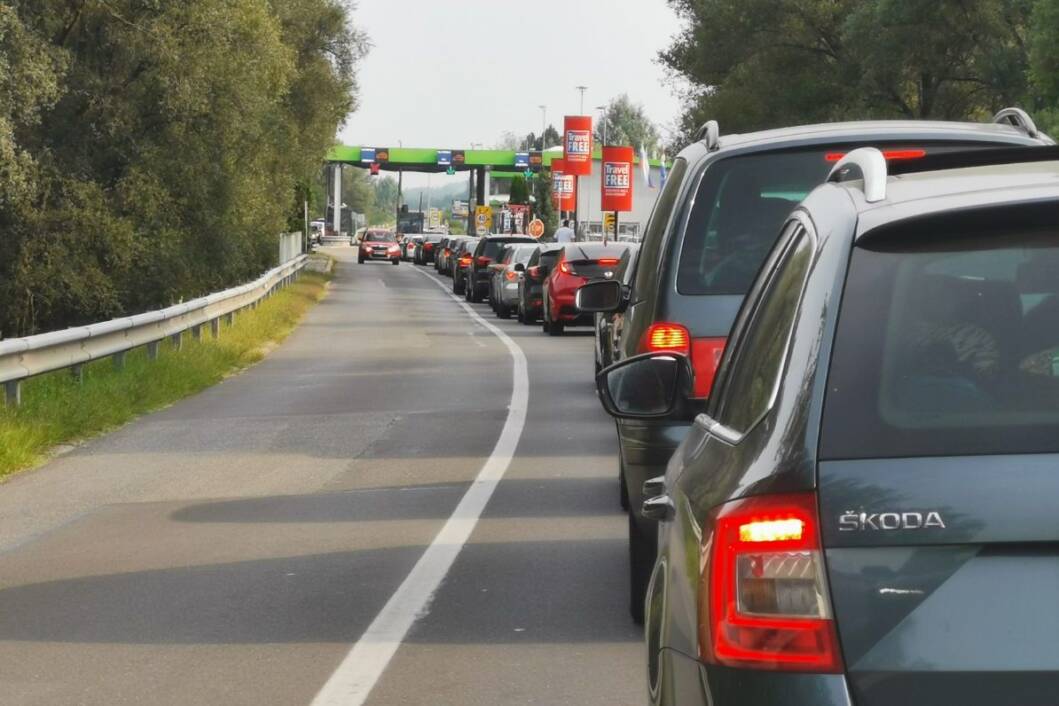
[696, 120, 720, 151]
[993, 107, 1040, 139]
[827, 147, 888, 202]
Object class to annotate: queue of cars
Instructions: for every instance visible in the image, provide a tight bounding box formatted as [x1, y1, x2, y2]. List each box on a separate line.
[393, 108, 1059, 705]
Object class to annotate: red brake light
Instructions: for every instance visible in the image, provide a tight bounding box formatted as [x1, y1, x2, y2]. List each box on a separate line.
[459, 255, 472, 267]
[558, 260, 573, 275]
[825, 148, 926, 162]
[444, 248, 451, 256]
[425, 243, 434, 250]
[701, 492, 842, 673]
[476, 256, 492, 267]
[504, 270, 518, 282]
[597, 258, 620, 266]
[641, 323, 690, 354]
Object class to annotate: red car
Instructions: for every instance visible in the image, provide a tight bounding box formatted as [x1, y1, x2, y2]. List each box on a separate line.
[542, 243, 633, 335]
[358, 230, 401, 265]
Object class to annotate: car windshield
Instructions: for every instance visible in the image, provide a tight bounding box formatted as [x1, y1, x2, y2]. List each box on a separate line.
[365, 232, 395, 242]
[822, 206, 1059, 459]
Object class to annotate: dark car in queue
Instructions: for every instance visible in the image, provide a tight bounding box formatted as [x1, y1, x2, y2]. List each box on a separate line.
[517, 244, 563, 324]
[357, 229, 401, 265]
[576, 109, 1054, 623]
[436, 236, 459, 275]
[490, 244, 537, 319]
[542, 242, 634, 335]
[451, 237, 480, 295]
[415, 233, 444, 265]
[597, 144, 1059, 706]
[465, 236, 537, 303]
[591, 244, 639, 376]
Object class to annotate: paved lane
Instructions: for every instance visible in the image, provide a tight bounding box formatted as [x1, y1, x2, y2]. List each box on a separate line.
[0, 246, 642, 705]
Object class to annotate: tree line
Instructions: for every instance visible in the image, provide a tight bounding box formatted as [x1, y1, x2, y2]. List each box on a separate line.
[0, 0, 365, 337]
[663, 0, 1059, 147]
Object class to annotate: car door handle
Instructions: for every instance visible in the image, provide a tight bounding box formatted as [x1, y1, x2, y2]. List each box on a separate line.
[642, 494, 674, 522]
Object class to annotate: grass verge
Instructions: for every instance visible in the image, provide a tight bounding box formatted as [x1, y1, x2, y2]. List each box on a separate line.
[0, 266, 331, 479]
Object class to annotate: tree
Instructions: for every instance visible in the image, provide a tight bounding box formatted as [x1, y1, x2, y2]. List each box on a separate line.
[370, 175, 399, 224]
[533, 169, 558, 238]
[595, 94, 661, 152]
[494, 131, 520, 150]
[0, 0, 365, 336]
[508, 175, 530, 205]
[661, 0, 1041, 146]
[519, 124, 561, 150]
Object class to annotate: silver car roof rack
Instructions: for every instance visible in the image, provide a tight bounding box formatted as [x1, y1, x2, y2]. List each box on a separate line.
[827, 147, 888, 203]
[696, 120, 720, 151]
[993, 107, 1040, 139]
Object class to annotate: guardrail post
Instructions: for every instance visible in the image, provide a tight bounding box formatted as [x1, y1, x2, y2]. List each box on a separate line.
[210, 318, 220, 339]
[225, 312, 236, 327]
[170, 333, 183, 351]
[113, 351, 126, 370]
[147, 341, 159, 360]
[4, 380, 21, 407]
[191, 325, 202, 341]
[71, 364, 84, 383]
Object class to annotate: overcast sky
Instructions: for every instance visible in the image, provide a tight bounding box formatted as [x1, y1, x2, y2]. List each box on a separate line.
[339, 0, 686, 188]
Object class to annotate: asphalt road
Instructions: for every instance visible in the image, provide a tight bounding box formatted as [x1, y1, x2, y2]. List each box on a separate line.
[0, 245, 644, 705]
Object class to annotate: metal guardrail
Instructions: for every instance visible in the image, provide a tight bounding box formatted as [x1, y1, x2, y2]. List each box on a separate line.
[0, 253, 309, 406]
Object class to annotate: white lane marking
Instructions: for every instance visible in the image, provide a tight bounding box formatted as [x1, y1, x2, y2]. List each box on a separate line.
[310, 266, 529, 706]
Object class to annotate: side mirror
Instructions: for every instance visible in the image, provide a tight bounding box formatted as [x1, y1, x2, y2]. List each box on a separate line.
[513, 263, 525, 272]
[597, 353, 693, 419]
[575, 279, 623, 313]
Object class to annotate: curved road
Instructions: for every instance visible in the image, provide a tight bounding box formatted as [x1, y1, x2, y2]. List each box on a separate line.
[0, 246, 643, 705]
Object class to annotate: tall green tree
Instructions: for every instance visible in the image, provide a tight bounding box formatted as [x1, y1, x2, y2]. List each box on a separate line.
[595, 94, 661, 152]
[508, 175, 529, 205]
[534, 169, 557, 238]
[0, 0, 364, 336]
[662, 0, 1041, 146]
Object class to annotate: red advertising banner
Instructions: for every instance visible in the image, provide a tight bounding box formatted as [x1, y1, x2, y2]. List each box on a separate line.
[601, 145, 635, 212]
[551, 158, 576, 211]
[563, 115, 593, 176]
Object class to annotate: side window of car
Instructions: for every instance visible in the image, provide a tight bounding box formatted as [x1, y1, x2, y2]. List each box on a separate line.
[714, 224, 814, 435]
[632, 157, 688, 297]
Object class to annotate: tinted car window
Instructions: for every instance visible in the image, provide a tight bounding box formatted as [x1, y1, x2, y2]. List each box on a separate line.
[633, 157, 688, 295]
[481, 238, 534, 260]
[717, 225, 812, 434]
[676, 144, 992, 297]
[822, 208, 1059, 459]
[539, 249, 561, 267]
[365, 232, 395, 242]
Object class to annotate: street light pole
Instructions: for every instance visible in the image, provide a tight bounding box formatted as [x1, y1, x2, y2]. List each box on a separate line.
[575, 85, 587, 114]
[596, 105, 607, 241]
[574, 86, 587, 239]
[538, 105, 547, 149]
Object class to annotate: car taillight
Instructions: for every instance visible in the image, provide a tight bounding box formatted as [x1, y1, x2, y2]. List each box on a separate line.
[641, 323, 690, 354]
[425, 243, 434, 250]
[700, 492, 842, 673]
[690, 337, 726, 398]
[825, 148, 926, 162]
[459, 255, 472, 268]
[389, 245, 400, 253]
[504, 270, 518, 281]
[558, 261, 573, 275]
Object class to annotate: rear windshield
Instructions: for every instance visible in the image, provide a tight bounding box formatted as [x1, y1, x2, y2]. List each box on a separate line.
[677, 144, 991, 296]
[365, 232, 395, 242]
[564, 243, 630, 261]
[483, 238, 534, 259]
[540, 249, 561, 267]
[821, 206, 1059, 459]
